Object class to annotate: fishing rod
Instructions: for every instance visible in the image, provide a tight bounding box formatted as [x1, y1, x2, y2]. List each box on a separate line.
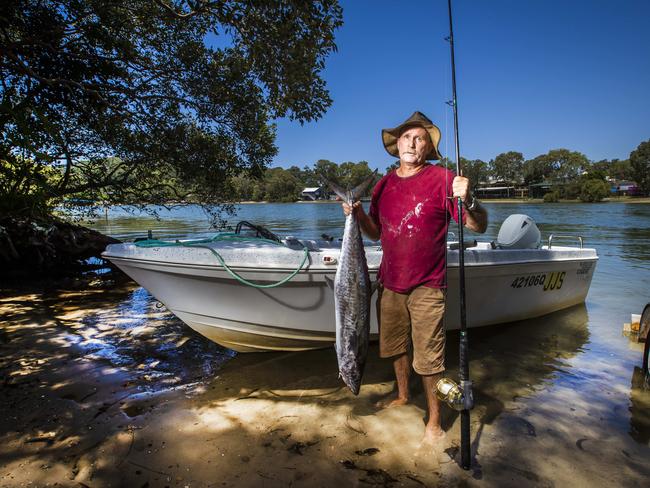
[436, 0, 474, 471]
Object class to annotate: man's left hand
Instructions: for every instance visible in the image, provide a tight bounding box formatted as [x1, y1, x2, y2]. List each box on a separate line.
[452, 176, 471, 202]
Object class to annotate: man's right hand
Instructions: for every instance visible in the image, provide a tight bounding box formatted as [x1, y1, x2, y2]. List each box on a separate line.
[342, 200, 363, 217]
[340, 199, 380, 240]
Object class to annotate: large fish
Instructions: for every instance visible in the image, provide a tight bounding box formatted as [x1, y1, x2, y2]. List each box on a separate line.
[327, 172, 377, 395]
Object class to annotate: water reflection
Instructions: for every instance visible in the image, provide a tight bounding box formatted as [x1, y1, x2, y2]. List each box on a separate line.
[208, 304, 590, 416]
[454, 304, 590, 401]
[83, 202, 650, 449]
[620, 204, 650, 262]
[629, 367, 650, 445]
[0, 278, 237, 390]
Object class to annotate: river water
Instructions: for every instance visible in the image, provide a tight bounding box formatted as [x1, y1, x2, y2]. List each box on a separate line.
[2, 201, 649, 484]
[89, 201, 650, 444]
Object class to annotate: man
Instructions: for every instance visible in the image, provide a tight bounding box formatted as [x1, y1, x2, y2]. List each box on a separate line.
[342, 111, 488, 445]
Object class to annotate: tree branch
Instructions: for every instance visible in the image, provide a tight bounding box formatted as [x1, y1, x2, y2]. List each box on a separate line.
[154, 0, 220, 19]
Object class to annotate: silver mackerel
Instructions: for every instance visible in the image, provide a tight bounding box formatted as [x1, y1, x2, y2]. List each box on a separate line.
[328, 173, 377, 395]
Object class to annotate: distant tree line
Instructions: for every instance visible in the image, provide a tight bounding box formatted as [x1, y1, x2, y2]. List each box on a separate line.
[3, 140, 648, 211]
[225, 139, 649, 203]
[443, 143, 648, 203]
[227, 160, 376, 202]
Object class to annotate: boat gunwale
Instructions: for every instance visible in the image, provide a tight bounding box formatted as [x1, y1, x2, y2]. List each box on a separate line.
[103, 253, 599, 274]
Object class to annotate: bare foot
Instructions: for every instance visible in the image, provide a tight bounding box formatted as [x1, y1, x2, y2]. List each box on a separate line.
[375, 395, 409, 409]
[420, 426, 446, 447]
[414, 428, 446, 462]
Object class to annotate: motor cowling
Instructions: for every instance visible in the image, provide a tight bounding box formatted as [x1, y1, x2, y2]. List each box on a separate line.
[496, 214, 541, 249]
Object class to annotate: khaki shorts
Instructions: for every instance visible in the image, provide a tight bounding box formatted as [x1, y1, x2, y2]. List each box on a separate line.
[377, 285, 446, 375]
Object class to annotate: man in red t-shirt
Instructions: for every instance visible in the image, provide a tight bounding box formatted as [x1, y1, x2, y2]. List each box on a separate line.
[343, 111, 488, 446]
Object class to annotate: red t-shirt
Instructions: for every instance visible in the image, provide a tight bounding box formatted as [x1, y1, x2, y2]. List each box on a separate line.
[369, 164, 462, 293]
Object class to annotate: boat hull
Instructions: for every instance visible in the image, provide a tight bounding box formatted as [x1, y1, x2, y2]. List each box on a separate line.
[104, 241, 597, 352]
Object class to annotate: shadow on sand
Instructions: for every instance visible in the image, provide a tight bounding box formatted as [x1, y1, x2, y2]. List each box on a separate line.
[8, 277, 645, 486]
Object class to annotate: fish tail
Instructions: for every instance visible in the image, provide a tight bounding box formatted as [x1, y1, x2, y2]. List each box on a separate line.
[351, 170, 378, 201]
[326, 179, 350, 203]
[325, 170, 378, 204]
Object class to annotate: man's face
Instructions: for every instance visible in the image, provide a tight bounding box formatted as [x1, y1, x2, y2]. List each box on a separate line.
[396, 126, 432, 165]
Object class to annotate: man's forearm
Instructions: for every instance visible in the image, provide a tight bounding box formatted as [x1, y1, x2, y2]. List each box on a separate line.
[464, 202, 488, 233]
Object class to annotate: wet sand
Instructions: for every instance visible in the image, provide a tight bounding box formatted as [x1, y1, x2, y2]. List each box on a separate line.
[1, 275, 649, 487]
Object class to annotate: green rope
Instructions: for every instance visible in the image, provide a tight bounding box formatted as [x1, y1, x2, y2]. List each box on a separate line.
[134, 233, 310, 289]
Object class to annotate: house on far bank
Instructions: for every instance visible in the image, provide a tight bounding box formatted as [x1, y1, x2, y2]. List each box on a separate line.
[301, 187, 324, 201]
[475, 185, 529, 199]
[528, 182, 554, 199]
[610, 180, 640, 196]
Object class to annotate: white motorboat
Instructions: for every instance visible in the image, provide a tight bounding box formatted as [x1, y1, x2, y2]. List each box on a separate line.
[102, 217, 598, 352]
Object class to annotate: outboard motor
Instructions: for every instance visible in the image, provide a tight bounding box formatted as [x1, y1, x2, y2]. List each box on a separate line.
[496, 214, 541, 249]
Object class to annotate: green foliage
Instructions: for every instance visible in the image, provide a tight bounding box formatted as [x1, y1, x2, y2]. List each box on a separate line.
[263, 168, 301, 202]
[437, 157, 455, 170]
[230, 160, 378, 202]
[523, 149, 589, 185]
[460, 158, 488, 190]
[543, 191, 560, 203]
[337, 161, 375, 189]
[228, 174, 259, 202]
[630, 139, 650, 195]
[0, 152, 61, 217]
[523, 155, 552, 185]
[560, 181, 581, 200]
[579, 179, 610, 202]
[386, 160, 401, 173]
[1, 0, 343, 220]
[592, 159, 632, 181]
[313, 160, 340, 187]
[492, 151, 524, 184]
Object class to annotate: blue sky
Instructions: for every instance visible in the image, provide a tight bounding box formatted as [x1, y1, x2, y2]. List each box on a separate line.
[270, 0, 650, 172]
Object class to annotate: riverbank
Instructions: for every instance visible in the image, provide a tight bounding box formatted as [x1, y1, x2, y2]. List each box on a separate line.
[481, 197, 650, 204]
[1, 274, 649, 487]
[241, 197, 650, 204]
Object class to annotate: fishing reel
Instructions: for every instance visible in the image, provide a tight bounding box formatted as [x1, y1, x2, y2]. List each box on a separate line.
[436, 378, 474, 411]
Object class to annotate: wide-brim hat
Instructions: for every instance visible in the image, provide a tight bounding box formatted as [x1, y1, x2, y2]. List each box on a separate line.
[381, 111, 442, 161]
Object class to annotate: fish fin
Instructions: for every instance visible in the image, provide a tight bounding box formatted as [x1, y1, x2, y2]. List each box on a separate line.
[325, 170, 378, 204]
[324, 275, 335, 290]
[351, 170, 378, 201]
[324, 178, 349, 203]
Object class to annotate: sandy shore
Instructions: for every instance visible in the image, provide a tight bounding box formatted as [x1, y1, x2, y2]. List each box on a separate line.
[1, 275, 649, 487]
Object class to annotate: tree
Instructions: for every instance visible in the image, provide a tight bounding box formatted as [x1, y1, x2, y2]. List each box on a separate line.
[492, 151, 524, 184]
[229, 173, 257, 202]
[1, 0, 343, 220]
[630, 139, 650, 195]
[263, 167, 300, 202]
[461, 158, 488, 191]
[579, 179, 610, 202]
[313, 159, 339, 188]
[543, 191, 559, 203]
[592, 158, 632, 181]
[286, 166, 307, 188]
[299, 165, 319, 187]
[545, 149, 589, 181]
[338, 161, 375, 190]
[437, 157, 455, 170]
[523, 155, 553, 185]
[523, 149, 589, 184]
[386, 160, 400, 173]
